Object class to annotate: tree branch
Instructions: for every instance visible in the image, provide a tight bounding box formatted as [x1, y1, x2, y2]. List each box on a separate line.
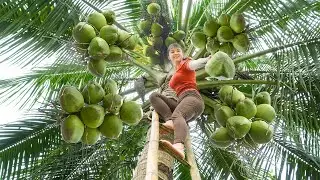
[234, 38, 320, 64]
[177, 0, 183, 30]
[197, 80, 277, 89]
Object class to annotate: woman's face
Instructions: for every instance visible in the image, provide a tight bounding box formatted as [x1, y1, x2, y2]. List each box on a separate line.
[168, 47, 183, 63]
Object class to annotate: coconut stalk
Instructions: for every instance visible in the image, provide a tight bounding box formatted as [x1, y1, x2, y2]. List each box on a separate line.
[145, 111, 160, 180]
[177, 0, 183, 30]
[234, 38, 320, 64]
[197, 80, 277, 89]
[201, 94, 221, 109]
[185, 130, 201, 179]
[181, 0, 192, 37]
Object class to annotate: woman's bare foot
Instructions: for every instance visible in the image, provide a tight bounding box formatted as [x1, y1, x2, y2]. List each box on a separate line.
[159, 120, 174, 135]
[160, 140, 185, 159]
[162, 120, 174, 130]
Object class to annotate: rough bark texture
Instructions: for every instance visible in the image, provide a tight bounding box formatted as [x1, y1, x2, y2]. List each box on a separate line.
[132, 128, 174, 180]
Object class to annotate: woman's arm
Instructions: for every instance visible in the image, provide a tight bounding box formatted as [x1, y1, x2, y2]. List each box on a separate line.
[187, 56, 211, 71]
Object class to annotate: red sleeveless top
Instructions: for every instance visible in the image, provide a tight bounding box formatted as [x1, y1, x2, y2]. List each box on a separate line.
[169, 58, 198, 96]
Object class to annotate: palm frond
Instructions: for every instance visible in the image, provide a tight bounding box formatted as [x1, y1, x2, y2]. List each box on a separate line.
[0, 109, 60, 179]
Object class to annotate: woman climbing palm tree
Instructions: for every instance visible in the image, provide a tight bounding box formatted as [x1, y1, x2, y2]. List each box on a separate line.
[149, 43, 211, 159]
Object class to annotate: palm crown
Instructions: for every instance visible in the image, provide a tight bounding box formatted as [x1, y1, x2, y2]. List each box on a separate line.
[0, 0, 319, 179]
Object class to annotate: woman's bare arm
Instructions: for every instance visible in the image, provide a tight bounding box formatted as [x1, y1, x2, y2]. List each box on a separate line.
[187, 56, 211, 70]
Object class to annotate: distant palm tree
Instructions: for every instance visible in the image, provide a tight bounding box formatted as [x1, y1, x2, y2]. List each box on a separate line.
[0, 0, 319, 179]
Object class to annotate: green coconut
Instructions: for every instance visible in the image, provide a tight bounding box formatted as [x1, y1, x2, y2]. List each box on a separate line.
[100, 25, 118, 45]
[87, 58, 107, 77]
[203, 19, 220, 37]
[149, 36, 163, 50]
[139, 20, 152, 34]
[230, 13, 246, 33]
[218, 86, 245, 107]
[82, 81, 105, 104]
[151, 23, 163, 37]
[249, 120, 273, 144]
[178, 40, 186, 51]
[206, 38, 220, 54]
[211, 127, 234, 148]
[102, 10, 116, 25]
[117, 30, 131, 48]
[104, 79, 118, 95]
[172, 30, 186, 41]
[232, 33, 249, 53]
[214, 106, 234, 127]
[87, 12, 107, 31]
[225, 89, 245, 107]
[217, 26, 234, 42]
[149, 53, 161, 65]
[147, 3, 161, 15]
[218, 85, 234, 102]
[126, 34, 138, 50]
[255, 104, 276, 123]
[106, 45, 123, 62]
[218, 14, 230, 26]
[59, 86, 84, 113]
[61, 115, 84, 143]
[120, 101, 143, 125]
[219, 42, 234, 56]
[80, 104, 105, 128]
[143, 45, 156, 57]
[255, 91, 271, 105]
[72, 22, 96, 43]
[99, 115, 123, 139]
[236, 98, 257, 119]
[81, 127, 100, 145]
[165, 37, 177, 47]
[226, 116, 251, 139]
[88, 37, 110, 58]
[191, 32, 207, 49]
[204, 51, 235, 80]
[103, 94, 123, 114]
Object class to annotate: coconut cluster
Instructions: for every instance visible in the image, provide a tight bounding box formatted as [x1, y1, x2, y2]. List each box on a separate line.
[209, 86, 276, 148]
[59, 79, 143, 145]
[139, 3, 186, 65]
[191, 13, 250, 56]
[199, 13, 250, 80]
[72, 10, 138, 77]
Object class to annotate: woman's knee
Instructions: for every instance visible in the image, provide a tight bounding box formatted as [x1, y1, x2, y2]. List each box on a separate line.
[149, 92, 161, 103]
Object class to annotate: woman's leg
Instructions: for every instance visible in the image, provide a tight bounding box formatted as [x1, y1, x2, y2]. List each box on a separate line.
[149, 92, 178, 121]
[169, 95, 204, 144]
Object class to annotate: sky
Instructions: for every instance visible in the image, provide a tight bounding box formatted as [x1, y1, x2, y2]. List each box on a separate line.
[0, 63, 28, 125]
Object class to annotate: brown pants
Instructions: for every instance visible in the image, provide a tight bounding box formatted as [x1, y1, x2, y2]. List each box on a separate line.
[149, 90, 204, 144]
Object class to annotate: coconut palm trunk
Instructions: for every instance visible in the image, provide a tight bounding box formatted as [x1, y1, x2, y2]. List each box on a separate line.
[132, 128, 175, 180]
[133, 80, 176, 180]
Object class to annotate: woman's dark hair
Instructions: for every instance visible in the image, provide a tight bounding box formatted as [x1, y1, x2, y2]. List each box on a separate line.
[167, 43, 184, 57]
